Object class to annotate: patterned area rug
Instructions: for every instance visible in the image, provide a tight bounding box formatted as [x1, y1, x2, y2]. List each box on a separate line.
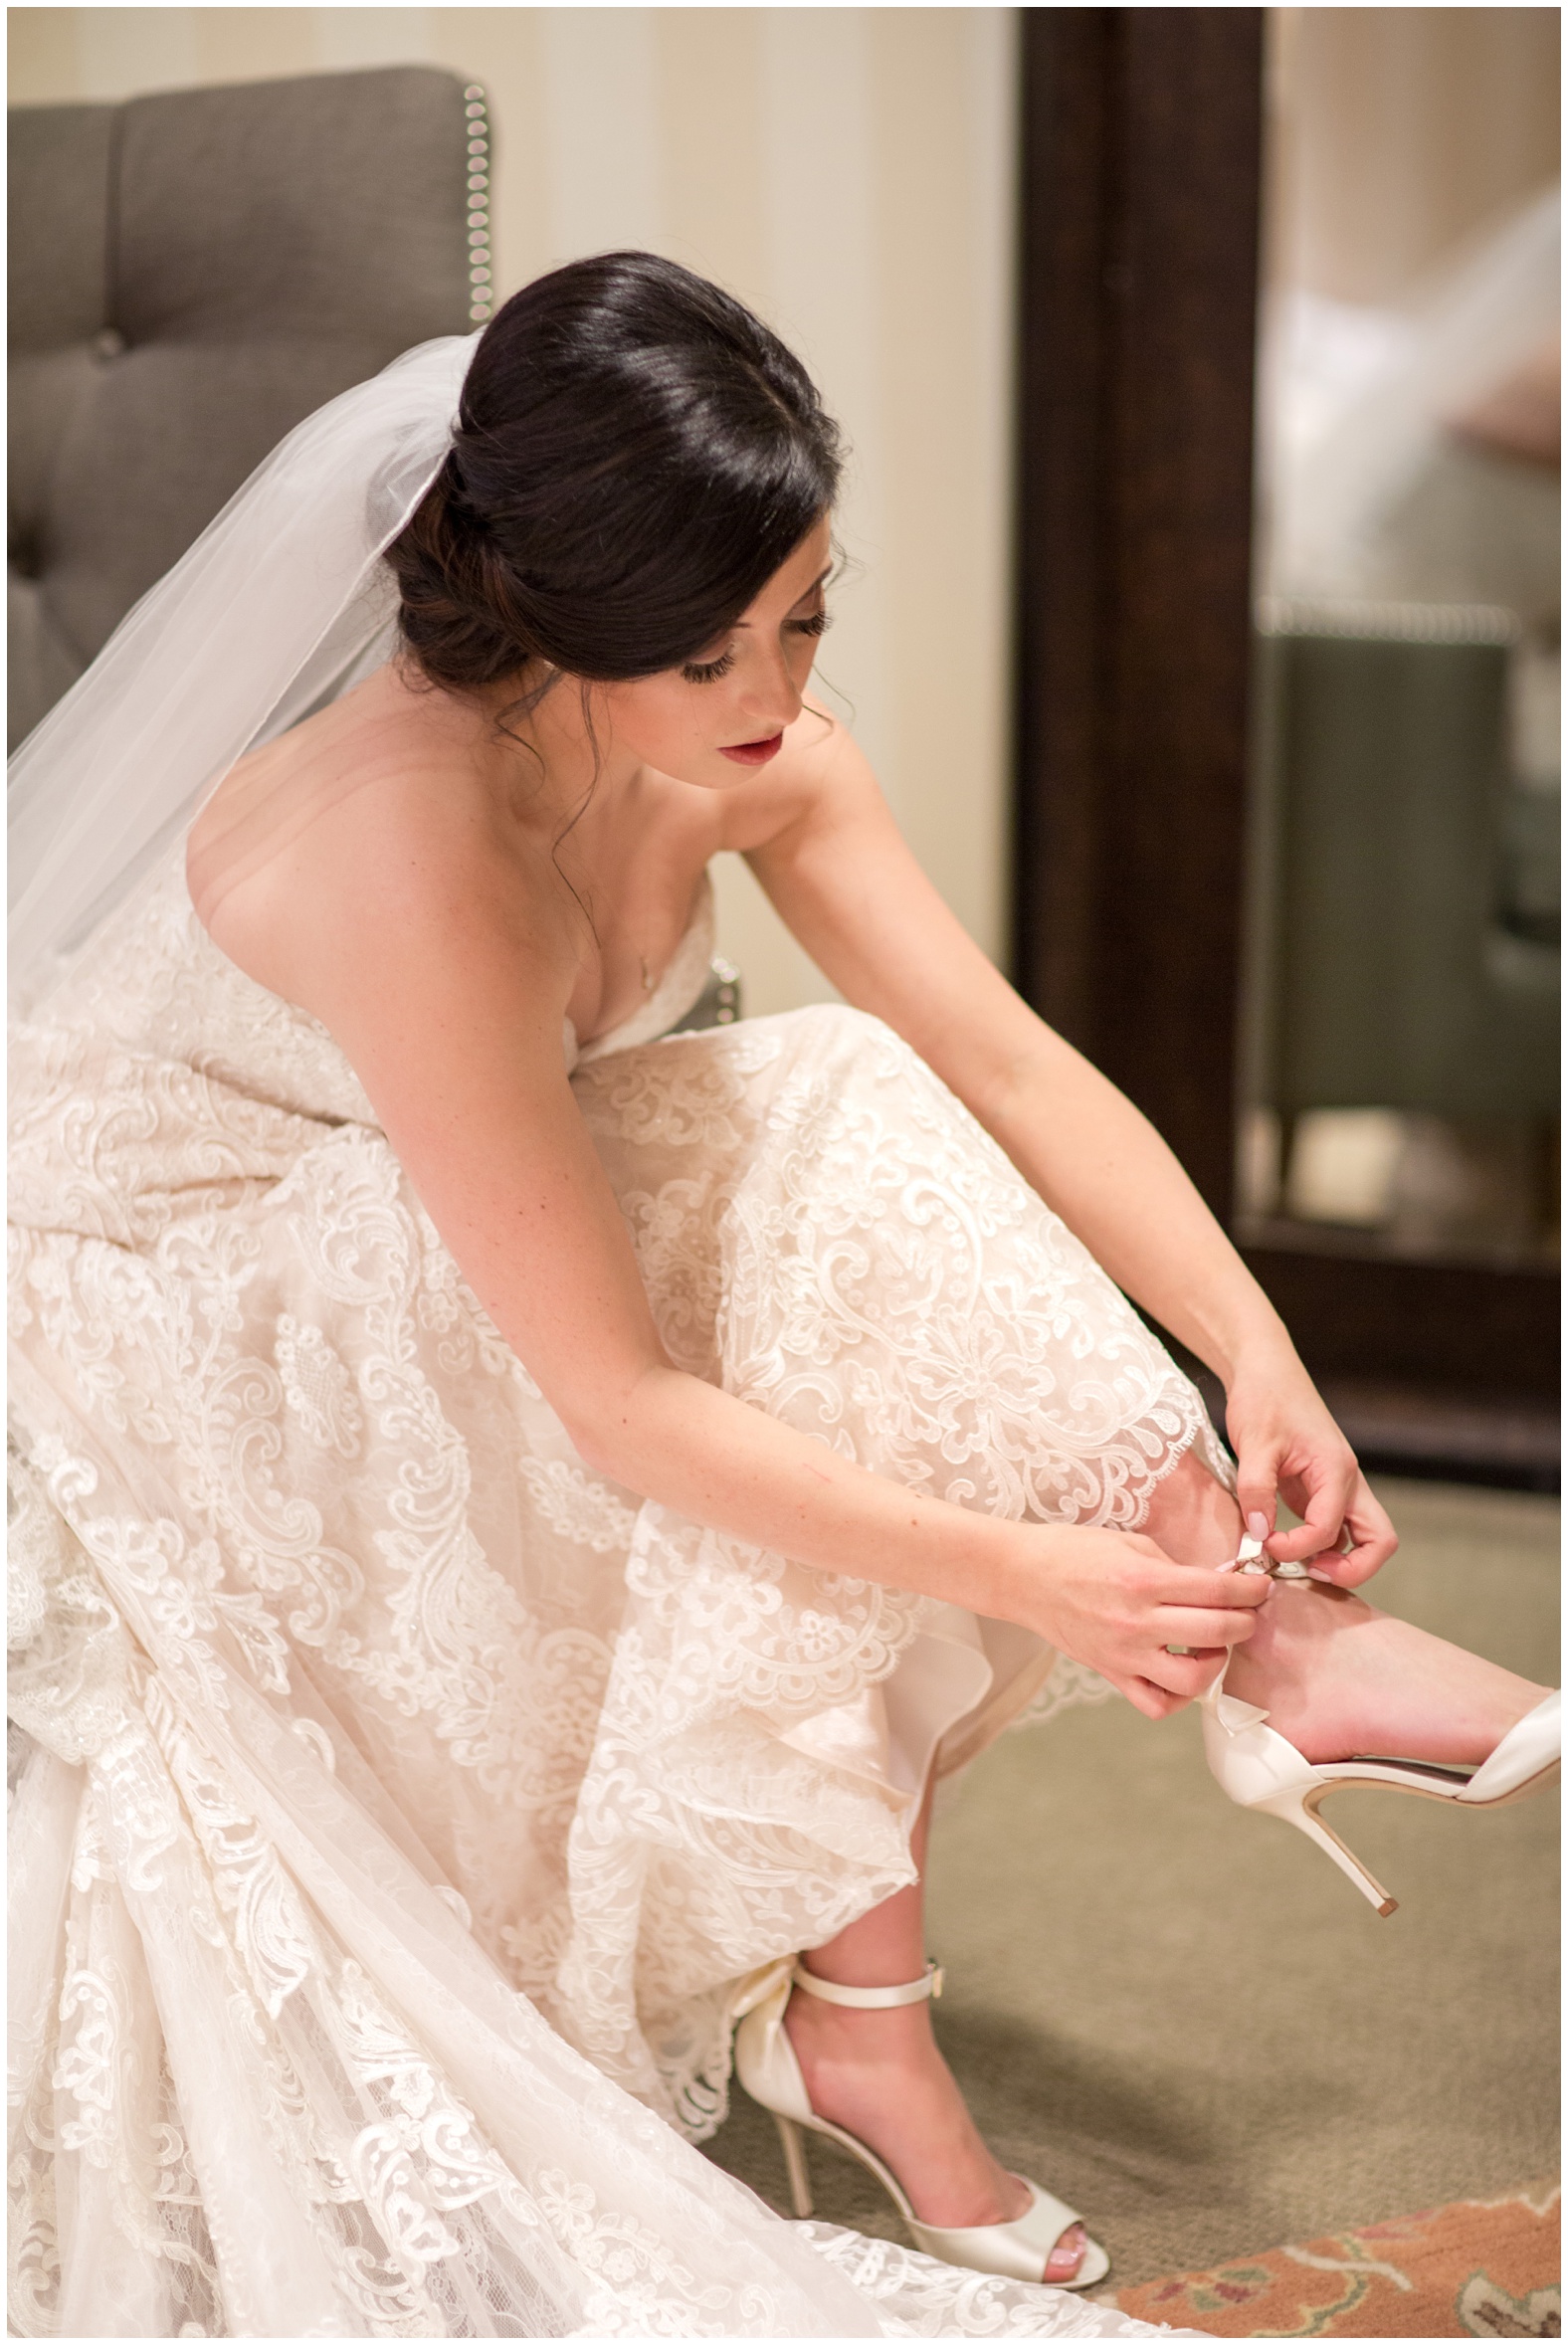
[1109, 2182, 1560, 2337]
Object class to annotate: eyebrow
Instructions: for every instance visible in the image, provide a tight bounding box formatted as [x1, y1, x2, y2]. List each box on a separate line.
[728, 567, 833, 630]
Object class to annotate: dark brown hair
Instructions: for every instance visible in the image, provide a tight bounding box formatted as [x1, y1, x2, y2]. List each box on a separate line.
[387, 251, 842, 692]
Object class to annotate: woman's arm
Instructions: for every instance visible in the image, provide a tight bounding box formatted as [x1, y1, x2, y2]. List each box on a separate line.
[741, 710, 1397, 1585]
[252, 786, 1269, 1719]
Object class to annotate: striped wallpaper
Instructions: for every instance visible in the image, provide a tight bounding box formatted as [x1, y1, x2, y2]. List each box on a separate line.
[9, 7, 1020, 1016]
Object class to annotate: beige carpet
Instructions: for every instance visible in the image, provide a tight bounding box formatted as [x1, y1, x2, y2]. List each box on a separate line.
[700, 1476, 1560, 2297]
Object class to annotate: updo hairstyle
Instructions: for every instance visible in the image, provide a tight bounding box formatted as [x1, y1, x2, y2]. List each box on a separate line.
[387, 252, 843, 693]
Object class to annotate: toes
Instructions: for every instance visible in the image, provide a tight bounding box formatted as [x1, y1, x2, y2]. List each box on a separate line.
[1046, 2222, 1086, 2281]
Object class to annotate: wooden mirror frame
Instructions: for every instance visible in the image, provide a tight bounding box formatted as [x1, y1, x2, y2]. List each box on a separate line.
[1012, 5, 1557, 1407]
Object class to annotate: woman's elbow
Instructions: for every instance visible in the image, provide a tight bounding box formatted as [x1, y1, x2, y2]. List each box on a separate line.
[564, 1416, 628, 1481]
[556, 1361, 677, 1484]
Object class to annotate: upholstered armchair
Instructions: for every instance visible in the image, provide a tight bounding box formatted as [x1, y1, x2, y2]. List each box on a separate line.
[9, 66, 487, 749]
[1254, 609, 1558, 1125]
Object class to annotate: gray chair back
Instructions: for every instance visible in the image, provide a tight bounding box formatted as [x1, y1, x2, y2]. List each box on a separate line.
[1254, 610, 1559, 1121]
[9, 66, 483, 748]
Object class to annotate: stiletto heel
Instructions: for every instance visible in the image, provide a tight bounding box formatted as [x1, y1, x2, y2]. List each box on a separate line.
[1257, 1785, 1398, 1915]
[773, 2111, 815, 2218]
[731, 1957, 1110, 2288]
[1204, 1536, 1560, 1914]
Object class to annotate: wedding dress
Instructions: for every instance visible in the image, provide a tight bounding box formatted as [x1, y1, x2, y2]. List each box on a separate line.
[8, 333, 1215, 2339]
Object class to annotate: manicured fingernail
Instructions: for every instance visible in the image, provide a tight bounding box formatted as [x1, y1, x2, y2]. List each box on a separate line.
[1247, 1512, 1271, 1538]
[1305, 1565, 1338, 1583]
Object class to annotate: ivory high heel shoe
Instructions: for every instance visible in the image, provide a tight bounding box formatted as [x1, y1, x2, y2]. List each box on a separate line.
[1202, 1536, 1561, 1915]
[731, 1957, 1110, 2288]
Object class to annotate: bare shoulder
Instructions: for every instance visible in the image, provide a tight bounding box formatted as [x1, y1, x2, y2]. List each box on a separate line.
[187, 670, 571, 1024]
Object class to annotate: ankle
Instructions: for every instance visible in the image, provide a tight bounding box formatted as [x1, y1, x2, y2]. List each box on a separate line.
[786, 1987, 935, 2065]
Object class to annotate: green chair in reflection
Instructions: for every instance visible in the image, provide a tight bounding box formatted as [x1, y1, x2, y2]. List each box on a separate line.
[1252, 611, 1559, 1144]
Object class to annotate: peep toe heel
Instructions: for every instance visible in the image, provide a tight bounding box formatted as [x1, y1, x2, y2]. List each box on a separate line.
[1203, 1536, 1561, 1915]
[731, 1957, 1109, 2288]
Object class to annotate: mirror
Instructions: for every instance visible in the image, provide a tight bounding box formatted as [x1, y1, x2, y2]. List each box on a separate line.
[1240, 8, 1559, 1270]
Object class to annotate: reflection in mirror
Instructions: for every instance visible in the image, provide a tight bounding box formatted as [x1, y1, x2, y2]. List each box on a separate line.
[1241, 8, 1559, 1270]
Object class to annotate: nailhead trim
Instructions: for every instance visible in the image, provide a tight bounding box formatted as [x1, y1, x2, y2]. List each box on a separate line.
[463, 84, 492, 323]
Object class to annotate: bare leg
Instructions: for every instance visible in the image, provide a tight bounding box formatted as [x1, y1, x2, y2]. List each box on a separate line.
[785, 1445, 1543, 2280]
[1142, 1451, 1547, 1765]
[784, 1776, 1090, 2276]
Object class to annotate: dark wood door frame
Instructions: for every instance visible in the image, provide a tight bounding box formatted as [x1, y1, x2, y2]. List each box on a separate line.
[1014, 6, 1263, 1220]
[1012, 6, 1558, 1404]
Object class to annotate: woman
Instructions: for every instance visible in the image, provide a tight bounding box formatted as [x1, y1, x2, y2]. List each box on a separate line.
[9, 254, 1554, 2338]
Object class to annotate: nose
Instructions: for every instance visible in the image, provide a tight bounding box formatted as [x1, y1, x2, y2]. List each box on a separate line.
[740, 644, 804, 734]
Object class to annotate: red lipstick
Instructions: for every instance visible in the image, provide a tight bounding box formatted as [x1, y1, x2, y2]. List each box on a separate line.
[718, 733, 784, 768]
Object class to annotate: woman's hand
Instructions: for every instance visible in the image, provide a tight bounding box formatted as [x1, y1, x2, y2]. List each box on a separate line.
[1027, 1525, 1274, 1720]
[1225, 1349, 1397, 1589]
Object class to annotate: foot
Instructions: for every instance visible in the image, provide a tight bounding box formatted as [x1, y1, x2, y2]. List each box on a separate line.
[1223, 1579, 1547, 1768]
[783, 1983, 1089, 2282]
[1143, 1450, 1548, 1769]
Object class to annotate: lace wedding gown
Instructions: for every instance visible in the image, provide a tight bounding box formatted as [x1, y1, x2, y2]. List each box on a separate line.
[9, 833, 1217, 2338]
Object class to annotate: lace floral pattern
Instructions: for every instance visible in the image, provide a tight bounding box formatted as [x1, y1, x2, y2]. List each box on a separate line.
[9, 843, 1212, 2336]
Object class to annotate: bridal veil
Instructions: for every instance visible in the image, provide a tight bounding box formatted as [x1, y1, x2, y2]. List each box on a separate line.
[9, 332, 477, 990]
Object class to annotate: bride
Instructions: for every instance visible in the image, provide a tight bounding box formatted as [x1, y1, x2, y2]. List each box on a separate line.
[8, 252, 1556, 2339]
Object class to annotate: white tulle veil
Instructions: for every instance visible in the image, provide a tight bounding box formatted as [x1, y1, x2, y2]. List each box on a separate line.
[8, 331, 480, 993]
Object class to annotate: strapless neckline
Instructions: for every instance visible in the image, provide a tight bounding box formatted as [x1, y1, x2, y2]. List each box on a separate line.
[566, 871, 716, 1070]
[144, 830, 713, 1084]
[24, 833, 718, 1098]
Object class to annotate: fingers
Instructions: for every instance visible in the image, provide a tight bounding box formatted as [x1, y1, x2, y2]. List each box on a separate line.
[1157, 1604, 1263, 1651]
[1233, 1457, 1280, 1551]
[1121, 1570, 1268, 1687]
[1265, 1455, 1395, 1582]
[1140, 1645, 1225, 1700]
[1156, 1565, 1273, 1612]
[1109, 1669, 1188, 1721]
[1266, 1461, 1357, 1563]
[1064, 1534, 1279, 1722]
[1136, 1681, 1189, 1718]
[1310, 1473, 1398, 1586]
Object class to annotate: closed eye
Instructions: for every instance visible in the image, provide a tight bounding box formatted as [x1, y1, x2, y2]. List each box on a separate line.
[682, 646, 736, 684]
[681, 604, 830, 684]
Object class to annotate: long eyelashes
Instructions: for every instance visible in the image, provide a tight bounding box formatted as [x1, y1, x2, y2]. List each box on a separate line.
[682, 647, 736, 684]
[682, 610, 832, 686]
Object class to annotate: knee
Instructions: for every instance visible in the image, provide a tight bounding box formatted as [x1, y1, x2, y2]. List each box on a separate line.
[789, 1002, 919, 1088]
[792, 1002, 890, 1051]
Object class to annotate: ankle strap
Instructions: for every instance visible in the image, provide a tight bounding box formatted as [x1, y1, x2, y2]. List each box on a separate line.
[791, 1958, 943, 2008]
[1221, 1533, 1311, 1582]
